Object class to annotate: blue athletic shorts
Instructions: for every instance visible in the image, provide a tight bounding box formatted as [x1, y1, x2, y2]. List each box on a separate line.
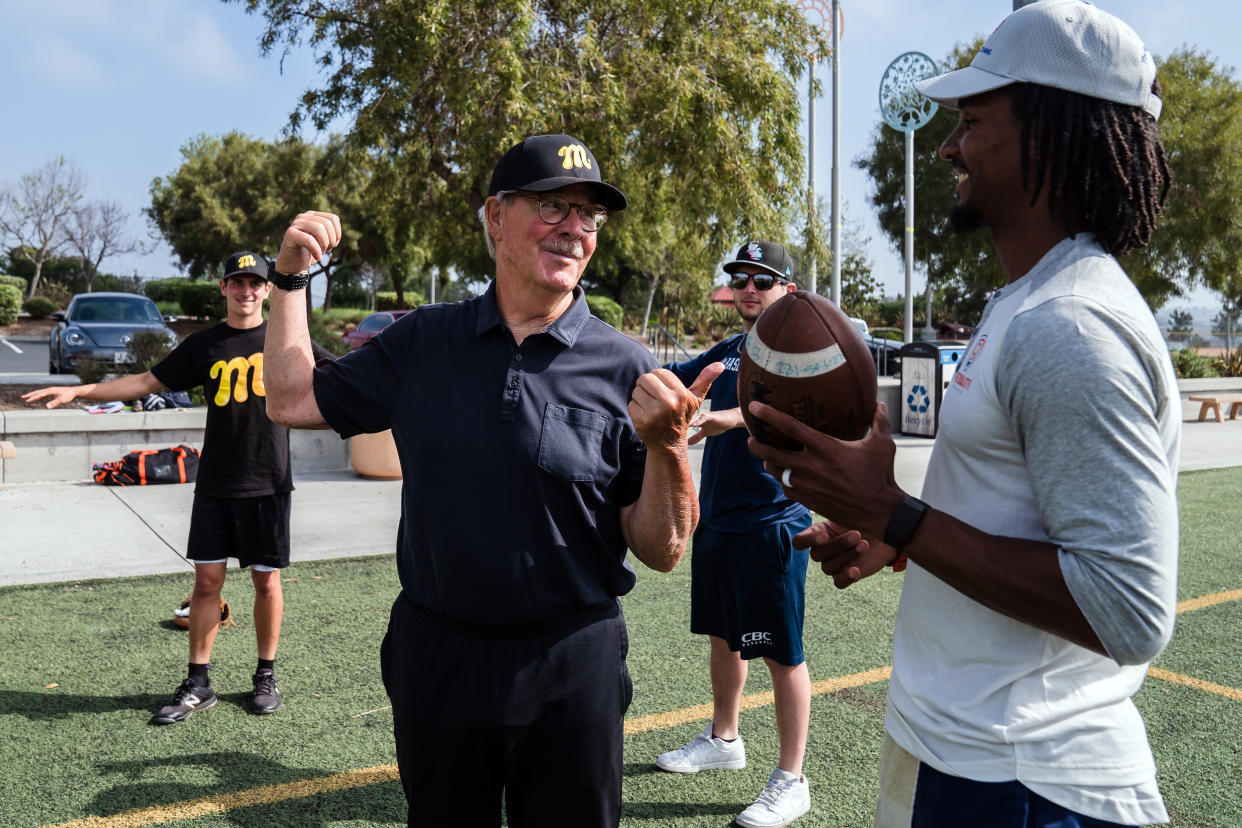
[689, 514, 812, 666]
[187, 492, 291, 570]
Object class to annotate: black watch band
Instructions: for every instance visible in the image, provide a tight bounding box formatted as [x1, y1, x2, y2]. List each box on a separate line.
[267, 261, 310, 291]
[883, 495, 929, 550]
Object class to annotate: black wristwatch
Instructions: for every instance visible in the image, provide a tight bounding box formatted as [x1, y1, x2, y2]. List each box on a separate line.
[267, 260, 311, 291]
[883, 495, 929, 550]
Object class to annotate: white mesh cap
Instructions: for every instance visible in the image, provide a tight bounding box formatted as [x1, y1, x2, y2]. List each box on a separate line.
[914, 0, 1162, 120]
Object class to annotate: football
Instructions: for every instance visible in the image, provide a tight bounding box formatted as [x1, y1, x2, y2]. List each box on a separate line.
[738, 291, 877, 449]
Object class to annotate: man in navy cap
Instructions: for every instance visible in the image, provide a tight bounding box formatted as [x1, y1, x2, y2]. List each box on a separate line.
[656, 240, 815, 828]
[261, 134, 721, 827]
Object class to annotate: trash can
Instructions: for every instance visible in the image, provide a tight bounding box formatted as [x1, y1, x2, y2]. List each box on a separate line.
[898, 341, 966, 437]
[350, 430, 402, 479]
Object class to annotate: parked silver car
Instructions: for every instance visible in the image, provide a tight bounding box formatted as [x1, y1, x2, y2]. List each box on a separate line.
[49, 292, 178, 374]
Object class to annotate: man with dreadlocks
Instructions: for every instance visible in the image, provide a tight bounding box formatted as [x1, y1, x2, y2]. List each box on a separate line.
[744, 2, 1179, 826]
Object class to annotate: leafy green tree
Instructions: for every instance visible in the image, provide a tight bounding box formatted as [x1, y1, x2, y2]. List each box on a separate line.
[1167, 308, 1194, 332]
[147, 132, 326, 279]
[856, 41, 1003, 326]
[5, 249, 81, 295]
[0, 157, 85, 298]
[859, 44, 1242, 316]
[1122, 49, 1242, 307]
[227, 0, 825, 317]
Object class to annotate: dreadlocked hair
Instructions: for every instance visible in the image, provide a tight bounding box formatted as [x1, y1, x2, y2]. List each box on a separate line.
[1007, 80, 1171, 258]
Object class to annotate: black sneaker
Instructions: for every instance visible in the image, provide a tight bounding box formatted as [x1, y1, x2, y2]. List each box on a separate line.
[250, 668, 283, 715]
[153, 678, 216, 725]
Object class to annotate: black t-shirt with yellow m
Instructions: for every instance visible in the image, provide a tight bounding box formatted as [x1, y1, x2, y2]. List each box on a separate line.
[152, 321, 330, 498]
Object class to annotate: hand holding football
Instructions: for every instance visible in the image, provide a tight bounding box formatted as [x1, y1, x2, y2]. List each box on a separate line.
[738, 291, 877, 449]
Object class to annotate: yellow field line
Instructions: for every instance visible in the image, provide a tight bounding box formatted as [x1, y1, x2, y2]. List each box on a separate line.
[40, 587, 1242, 828]
[624, 666, 892, 735]
[1176, 587, 1242, 614]
[47, 765, 399, 828]
[1147, 667, 1242, 702]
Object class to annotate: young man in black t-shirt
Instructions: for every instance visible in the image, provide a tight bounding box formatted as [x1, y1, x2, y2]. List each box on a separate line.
[24, 251, 330, 724]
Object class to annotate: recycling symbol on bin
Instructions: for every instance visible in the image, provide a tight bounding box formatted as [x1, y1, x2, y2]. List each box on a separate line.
[907, 384, 930, 413]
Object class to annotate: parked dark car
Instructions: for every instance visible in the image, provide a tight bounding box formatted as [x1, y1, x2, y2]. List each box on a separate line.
[865, 327, 904, 377]
[49, 292, 178, 374]
[342, 311, 410, 350]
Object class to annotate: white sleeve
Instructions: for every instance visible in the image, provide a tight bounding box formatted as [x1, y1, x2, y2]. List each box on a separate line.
[996, 296, 1179, 665]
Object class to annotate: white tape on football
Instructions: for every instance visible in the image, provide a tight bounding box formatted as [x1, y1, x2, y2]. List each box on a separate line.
[744, 330, 846, 378]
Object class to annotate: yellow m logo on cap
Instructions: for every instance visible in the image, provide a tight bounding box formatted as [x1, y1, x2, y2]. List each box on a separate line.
[558, 144, 593, 171]
[236, 255, 256, 268]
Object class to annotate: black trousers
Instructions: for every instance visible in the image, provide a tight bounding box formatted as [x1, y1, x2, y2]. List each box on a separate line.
[381, 594, 631, 828]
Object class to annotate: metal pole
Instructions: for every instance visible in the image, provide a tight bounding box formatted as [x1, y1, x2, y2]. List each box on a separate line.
[924, 282, 934, 340]
[808, 60, 817, 295]
[830, 0, 841, 306]
[904, 129, 914, 344]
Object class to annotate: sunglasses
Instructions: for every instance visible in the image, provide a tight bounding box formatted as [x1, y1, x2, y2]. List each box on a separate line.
[729, 272, 787, 291]
[513, 193, 609, 232]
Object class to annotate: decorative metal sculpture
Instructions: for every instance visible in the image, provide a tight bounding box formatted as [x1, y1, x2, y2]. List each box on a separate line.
[879, 52, 939, 133]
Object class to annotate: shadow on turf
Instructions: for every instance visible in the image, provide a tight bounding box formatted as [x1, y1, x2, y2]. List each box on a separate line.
[87, 752, 406, 826]
[0, 688, 163, 720]
[621, 763, 750, 822]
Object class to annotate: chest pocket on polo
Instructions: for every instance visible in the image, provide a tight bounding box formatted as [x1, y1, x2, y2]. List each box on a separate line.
[538, 403, 607, 482]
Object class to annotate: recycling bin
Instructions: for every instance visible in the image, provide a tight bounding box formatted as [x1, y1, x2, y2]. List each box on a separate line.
[898, 341, 966, 437]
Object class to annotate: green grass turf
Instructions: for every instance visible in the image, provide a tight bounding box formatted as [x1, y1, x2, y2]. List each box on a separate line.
[1, 467, 1240, 827]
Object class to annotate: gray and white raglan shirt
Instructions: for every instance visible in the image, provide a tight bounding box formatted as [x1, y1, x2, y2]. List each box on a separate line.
[885, 234, 1180, 825]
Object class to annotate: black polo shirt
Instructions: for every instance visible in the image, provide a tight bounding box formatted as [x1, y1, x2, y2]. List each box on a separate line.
[313, 283, 656, 629]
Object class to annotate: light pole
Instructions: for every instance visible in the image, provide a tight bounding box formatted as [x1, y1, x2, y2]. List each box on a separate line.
[790, 0, 841, 298]
[878, 52, 939, 344]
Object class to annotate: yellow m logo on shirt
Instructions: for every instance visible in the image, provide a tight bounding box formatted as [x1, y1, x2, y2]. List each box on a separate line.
[558, 144, 593, 171]
[210, 353, 266, 406]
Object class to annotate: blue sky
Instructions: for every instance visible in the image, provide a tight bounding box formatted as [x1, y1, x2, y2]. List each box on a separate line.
[2, 0, 1238, 315]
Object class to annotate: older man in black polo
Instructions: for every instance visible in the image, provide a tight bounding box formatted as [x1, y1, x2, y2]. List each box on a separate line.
[262, 134, 721, 828]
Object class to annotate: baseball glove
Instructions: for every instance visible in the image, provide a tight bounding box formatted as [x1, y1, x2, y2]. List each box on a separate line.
[172, 596, 235, 629]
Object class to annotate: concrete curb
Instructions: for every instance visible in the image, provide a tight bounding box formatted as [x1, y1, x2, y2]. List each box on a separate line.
[0, 408, 350, 484]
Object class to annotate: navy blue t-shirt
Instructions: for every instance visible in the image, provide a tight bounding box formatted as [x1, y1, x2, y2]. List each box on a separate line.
[312, 284, 656, 628]
[667, 333, 809, 533]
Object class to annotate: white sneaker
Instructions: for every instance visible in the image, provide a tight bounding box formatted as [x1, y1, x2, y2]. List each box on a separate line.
[655, 724, 746, 773]
[734, 768, 811, 828]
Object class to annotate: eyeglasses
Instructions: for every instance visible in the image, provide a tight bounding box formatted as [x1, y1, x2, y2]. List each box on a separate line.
[730, 272, 787, 291]
[513, 193, 609, 232]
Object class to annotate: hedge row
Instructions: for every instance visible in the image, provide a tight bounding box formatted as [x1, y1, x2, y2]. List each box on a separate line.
[0, 284, 21, 326]
[143, 278, 226, 320]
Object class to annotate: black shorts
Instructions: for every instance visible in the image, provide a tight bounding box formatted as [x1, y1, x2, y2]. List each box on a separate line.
[690, 514, 812, 666]
[186, 492, 292, 570]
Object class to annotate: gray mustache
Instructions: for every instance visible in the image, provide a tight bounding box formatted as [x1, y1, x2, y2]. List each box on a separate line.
[540, 238, 584, 259]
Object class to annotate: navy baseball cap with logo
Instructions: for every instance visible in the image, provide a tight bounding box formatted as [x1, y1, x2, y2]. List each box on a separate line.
[722, 240, 795, 282]
[487, 133, 627, 211]
[223, 251, 270, 281]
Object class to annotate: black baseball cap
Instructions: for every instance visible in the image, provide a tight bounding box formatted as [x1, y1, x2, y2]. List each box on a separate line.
[223, 251, 270, 281]
[721, 240, 795, 282]
[487, 134, 627, 211]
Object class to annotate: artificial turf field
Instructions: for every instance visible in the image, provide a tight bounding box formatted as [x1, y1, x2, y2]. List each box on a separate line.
[2, 466, 1241, 827]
